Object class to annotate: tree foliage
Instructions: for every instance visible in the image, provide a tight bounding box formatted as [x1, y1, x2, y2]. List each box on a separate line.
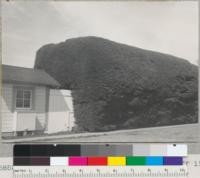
[34, 36, 198, 131]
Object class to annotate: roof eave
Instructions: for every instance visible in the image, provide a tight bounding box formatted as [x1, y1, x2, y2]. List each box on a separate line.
[2, 80, 60, 88]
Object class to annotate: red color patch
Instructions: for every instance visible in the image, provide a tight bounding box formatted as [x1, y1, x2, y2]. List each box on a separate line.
[88, 157, 107, 165]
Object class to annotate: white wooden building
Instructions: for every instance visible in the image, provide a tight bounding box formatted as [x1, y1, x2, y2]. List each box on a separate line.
[1, 65, 75, 137]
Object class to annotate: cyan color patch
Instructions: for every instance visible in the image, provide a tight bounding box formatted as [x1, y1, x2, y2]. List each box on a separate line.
[146, 156, 163, 165]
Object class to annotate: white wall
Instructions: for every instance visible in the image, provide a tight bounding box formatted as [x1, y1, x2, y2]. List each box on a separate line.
[1, 83, 47, 133]
[34, 86, 47, 130]
[1, 84, 75, 134]
[46, 89, 75, 133]
[1, 83, 14, 132]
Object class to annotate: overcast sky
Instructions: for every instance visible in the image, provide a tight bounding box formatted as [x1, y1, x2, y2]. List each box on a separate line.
[1, 1, 199, 68]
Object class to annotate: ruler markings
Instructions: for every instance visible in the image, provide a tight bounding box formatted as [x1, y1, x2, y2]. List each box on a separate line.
[13, 166, 188, 178]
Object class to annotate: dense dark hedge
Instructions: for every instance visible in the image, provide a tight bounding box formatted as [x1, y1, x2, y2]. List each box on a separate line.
[34, 36, 198, 132]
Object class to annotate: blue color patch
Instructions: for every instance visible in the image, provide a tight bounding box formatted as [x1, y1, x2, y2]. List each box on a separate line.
[146, 156, 163, 165]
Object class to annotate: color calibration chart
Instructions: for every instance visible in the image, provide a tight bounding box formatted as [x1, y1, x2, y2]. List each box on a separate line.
[11, 144, 189, 178]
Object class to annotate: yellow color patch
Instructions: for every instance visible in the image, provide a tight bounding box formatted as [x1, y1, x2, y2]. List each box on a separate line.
[108, 157, 126, 166]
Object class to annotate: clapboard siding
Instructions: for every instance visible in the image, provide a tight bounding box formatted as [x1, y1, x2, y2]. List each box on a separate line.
[34, 86, 47, 130]
[1, 83, 47, 132]
[47, 89, 75, 133]
[1, 83, 14, 132]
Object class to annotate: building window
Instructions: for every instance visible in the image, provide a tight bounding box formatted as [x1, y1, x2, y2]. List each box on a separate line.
[16, 89, 32, 109]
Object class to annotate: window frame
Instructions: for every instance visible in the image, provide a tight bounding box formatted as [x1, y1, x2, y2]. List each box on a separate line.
[15, 87, 33, 110]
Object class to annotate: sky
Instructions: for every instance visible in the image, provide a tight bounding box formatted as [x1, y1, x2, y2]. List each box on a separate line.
[1, 1, 199, 68]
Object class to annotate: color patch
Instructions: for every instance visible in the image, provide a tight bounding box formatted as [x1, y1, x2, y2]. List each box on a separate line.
[14, 145, 31, 157]
[146, 156, 163, 165]
[108, 157, 126, 166]
[81, 145, 100, 156]
[30, 157, 50, 166]
[126, 156, 146, 165]
[87, 157, 107, 165]
[14, 157, 31, 166]
[97, 145, 116, 156]
[50, 157, 68, 166]
[167, 144, 187, 156]
[163, 157, 183, 165]
[114, 145, 133, 156]
[69, 157, 87, 166]
[150, 144, 167, 156]
[14, 145, 81, 156]
[133, 144, 150, 156]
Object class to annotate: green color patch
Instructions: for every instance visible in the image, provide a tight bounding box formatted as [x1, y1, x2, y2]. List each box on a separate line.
[126, 156, 146, 165]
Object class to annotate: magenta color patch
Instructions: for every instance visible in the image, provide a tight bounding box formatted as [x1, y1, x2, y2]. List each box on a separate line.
[69, 157, 88, 165]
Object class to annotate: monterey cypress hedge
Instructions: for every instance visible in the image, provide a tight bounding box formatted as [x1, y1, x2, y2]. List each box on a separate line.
[34, 36, 198, 132]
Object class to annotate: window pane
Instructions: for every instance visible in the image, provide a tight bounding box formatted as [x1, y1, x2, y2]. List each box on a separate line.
[16, 90, 23, 98]
[24, 91, 31, 99]
[16, 99, 23, 108]
[24, 99, 31, 108]
[15, 88, 32, 109]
